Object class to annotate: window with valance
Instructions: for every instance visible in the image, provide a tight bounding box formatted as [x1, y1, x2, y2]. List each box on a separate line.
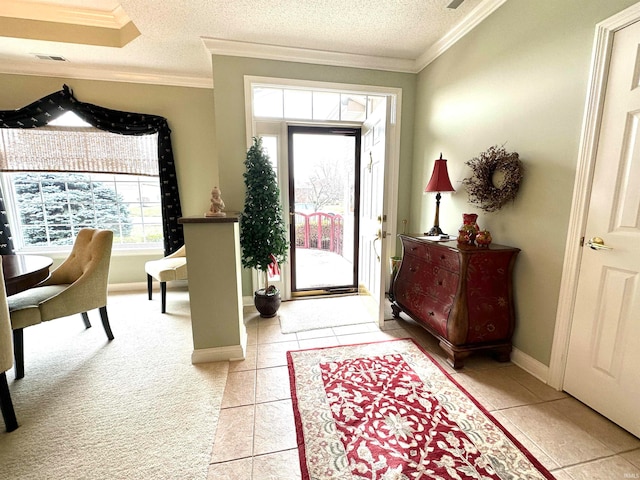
[0, 85, 183, 256]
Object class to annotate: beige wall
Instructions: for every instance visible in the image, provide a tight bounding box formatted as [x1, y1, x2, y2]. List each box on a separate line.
[211, 55, 416, 295]
[0, 74, 217, 283]
[4, 0, 636, 365]
[412, 0, 638, 365]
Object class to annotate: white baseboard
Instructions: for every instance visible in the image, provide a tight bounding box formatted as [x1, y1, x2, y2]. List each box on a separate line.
[108, 282, 146, 292]
[191, 344, 246, 364]
[510, 347, 551, 385]
[243, 295, 254, 307]
[107, 280, 188, 293]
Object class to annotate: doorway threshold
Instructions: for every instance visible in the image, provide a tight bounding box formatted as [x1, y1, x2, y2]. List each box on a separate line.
[291, 287, 359, 298]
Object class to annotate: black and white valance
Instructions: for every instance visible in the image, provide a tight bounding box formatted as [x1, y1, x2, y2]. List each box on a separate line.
[0, 85, 183, 255]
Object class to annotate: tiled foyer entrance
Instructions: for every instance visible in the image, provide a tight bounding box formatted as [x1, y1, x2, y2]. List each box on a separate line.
[207, 298, 640, 480]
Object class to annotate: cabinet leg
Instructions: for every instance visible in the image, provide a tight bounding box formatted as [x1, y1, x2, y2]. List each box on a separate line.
[449, 352, 471, 369]
[390, 303, 402, 319]
[493, 346, 512, 363]
[439, 341, 470, 369]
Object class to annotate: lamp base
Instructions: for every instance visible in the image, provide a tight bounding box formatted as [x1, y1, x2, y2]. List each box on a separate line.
[425, 226, 446, 236]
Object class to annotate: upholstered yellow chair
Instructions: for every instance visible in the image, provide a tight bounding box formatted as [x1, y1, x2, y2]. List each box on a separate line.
[145, 245, 187, 313]
[8, 228, 114, 379]
[0, 263, 18, 432]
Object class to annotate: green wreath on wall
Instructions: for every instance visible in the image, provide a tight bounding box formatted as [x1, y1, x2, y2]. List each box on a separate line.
[462, 145, 523, 212]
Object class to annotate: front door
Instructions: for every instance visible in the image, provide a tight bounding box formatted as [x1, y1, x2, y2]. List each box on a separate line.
[287, 126, 361, 295]
[358, 97, 389, 323]
[563, 20, 640, 437]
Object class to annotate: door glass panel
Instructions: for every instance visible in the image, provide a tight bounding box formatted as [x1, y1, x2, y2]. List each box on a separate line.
[289, 127, 359, 291]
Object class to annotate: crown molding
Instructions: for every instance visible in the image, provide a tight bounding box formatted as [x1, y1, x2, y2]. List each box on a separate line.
[0, 0, 503, 87]
[204, 0, 506, 74]
[0, 0, 130, 29]
[0, 61, 213, 89]
[415, 0, 508, 71]
[202, 37, 416, 73]
[0, 1, 140, 47]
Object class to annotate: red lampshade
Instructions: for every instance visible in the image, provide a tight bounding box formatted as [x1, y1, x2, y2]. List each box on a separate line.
[424, 154, 455, 193]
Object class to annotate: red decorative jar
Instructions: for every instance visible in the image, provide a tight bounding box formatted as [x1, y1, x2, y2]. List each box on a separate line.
[457, 228, 470, 245]
[476, 230, 493, 247]
[458, 213, 479, 245]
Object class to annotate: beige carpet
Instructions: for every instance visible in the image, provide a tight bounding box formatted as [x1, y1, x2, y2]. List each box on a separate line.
[0, 287, 228, 480]
[278, 295, 378, 333]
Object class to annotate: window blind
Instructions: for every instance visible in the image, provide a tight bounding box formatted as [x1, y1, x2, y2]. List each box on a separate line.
[0, 127, 159, 176]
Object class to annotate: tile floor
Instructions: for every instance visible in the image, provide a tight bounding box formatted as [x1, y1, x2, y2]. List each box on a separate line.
[207, 301, 640, 480]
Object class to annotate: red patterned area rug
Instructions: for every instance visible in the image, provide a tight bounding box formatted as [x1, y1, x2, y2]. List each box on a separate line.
[287, 339, 555, 480]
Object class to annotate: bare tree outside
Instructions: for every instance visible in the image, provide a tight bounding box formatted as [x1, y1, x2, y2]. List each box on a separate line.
[295, 143, 354, 214]
[290, 129, 357, 290]
[301, 158, 342, 212]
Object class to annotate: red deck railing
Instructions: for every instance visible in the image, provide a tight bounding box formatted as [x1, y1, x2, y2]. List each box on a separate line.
[294, 212, 343, 256]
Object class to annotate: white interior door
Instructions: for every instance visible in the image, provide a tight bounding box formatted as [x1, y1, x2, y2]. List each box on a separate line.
[358, 98, 389, 323]
[563, 20, 640, 438]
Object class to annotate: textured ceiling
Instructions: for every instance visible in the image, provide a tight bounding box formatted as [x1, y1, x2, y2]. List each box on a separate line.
[0, 0, 496, 87]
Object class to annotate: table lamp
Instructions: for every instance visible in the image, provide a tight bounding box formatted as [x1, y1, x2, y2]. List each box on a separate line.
[424, 153, 455, 236]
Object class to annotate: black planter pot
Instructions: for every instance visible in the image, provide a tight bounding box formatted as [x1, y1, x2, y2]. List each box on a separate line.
[254, 288, 281, 318]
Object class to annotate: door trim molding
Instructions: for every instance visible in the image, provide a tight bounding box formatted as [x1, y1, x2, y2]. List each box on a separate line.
[243, 76, 402, 304]
[286, 125, 362, 294]
[548, 3, 640, 389]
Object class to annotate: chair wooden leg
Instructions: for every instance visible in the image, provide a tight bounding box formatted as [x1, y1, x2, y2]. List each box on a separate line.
[147, 274, 153, 300]
[13, 329, 24, 380]
[81, 312, 91, 329]
[99, 306, 114, 341]
[0, 372, 18, 432]
[161, 282, 167, 314]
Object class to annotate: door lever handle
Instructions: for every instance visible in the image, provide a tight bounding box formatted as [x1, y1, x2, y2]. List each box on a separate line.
[372, 229, 387, 261]
[586, 237, 613, 250]
[375, 229, 387, 240]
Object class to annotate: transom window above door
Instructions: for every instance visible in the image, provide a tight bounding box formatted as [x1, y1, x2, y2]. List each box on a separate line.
[252, 86, 385, 122]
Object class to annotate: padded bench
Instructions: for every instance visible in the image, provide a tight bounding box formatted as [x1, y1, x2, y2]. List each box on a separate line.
[145, 245, 187, 313]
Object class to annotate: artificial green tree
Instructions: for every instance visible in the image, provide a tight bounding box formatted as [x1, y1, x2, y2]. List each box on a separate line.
[239, 137, 288, 294]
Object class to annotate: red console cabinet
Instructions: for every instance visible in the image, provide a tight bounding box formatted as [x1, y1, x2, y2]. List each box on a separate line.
[391, 235, 520, 368]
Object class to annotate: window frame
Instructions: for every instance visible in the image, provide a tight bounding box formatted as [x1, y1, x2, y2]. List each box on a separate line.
[1, 172, 164, 254]
[0, 116, 164, 254]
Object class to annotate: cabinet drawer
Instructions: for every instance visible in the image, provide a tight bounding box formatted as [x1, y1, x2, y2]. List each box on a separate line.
[424, 268, 459, 302]
[396, 289, 450, 338]
[420, 294, 456, 338]
[402, 239, 459, 272]
[398, 255, 459, 299]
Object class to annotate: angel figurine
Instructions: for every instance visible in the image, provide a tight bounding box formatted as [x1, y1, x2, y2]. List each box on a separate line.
[205, 186, 226, 217]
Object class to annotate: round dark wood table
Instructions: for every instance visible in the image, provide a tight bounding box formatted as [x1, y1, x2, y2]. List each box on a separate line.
[2, 254, 53, 295]
[1, 254, 52, 433]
